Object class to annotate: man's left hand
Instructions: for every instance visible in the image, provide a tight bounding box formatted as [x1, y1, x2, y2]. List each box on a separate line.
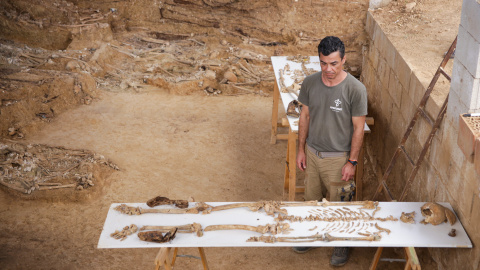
[341, 162, 356, 181]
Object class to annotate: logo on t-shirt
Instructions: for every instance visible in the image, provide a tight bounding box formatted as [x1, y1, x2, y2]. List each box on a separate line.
[330, 99, 343, 112]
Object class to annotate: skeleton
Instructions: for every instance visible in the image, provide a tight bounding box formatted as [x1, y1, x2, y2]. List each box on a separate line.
[420, 202, 457, 226]
[110, 224, 138, 241]
[400, 211, 416, 224]
[140, 223, 203, 237]
[204, 223, 291, 235]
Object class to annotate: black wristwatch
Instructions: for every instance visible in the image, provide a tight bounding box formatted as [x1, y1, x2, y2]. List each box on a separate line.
[348, 159, 358, 166]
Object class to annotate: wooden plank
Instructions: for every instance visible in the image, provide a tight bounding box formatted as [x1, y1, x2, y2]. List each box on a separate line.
[366, 117, 375, 125]
[369, 247, 383, 270]
[198, 247, 209, 270]
[171, 248, 178, 266]
[288, 128, 297, 201]
[155, 247, 173, 270]
[405, 247, 421, 270]
[400, 145, 415, 167]
[295, 186, 305, 193]
[270, 82, 281, 144]
[284, 138, 290, 192]
[271, 82, 280, 144]
[355, 145, 365, 201]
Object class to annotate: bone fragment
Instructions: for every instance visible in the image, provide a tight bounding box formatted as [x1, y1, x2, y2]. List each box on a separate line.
[375, 223, 391, 235]
[205, 201, 287, 216]
[345, 222, 353, 230]
[138, 229, 177, 243]
[325, 233, 381, 242]
[204, 223, 291, 235]
[372, 206, 381, 217]
[400, 211, 416, 224]
[37, 182, 61, 186]
[250, 232, 382, 243]
[140, 223, 203, 237]
[247, 234, 324, 243]
[38, 184, 76, 190]
[0, 180, 29, 194]
[146, 196, 189, 208]
[111, 224, 138, 241]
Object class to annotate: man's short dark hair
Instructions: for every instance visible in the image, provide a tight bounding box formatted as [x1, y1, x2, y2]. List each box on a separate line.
[318, 36, 345, 59]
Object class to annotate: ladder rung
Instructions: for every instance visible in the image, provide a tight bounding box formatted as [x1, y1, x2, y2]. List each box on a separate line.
[439, 67, 451, 82]
[382, 181, 394, 201]
[418, 107, 434, 126]
[400, 146, 415, 166]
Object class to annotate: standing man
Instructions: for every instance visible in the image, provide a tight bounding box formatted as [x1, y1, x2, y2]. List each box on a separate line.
[293, 36, 367, 266]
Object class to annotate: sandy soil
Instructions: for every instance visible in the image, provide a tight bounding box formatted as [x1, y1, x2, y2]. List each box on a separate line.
[0, 88, 437, 269]
[371, 0, 462, 101]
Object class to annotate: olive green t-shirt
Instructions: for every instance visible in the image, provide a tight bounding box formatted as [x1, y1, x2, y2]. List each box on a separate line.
[298, 71, 368, 152]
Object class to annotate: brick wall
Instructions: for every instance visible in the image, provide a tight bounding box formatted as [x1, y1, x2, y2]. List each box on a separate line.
[362, 10, 480, 270]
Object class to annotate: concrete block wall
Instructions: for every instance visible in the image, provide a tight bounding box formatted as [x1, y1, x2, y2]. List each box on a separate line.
[448, 0, 480, 118]
[362, 10, 480, 270]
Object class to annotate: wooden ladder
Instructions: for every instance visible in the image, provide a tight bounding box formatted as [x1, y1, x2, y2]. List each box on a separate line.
[369, 37, 457, 270]
[372, 36, 457, 202]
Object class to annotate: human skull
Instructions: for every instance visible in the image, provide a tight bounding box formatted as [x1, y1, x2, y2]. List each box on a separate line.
[420, 202, 457, 226]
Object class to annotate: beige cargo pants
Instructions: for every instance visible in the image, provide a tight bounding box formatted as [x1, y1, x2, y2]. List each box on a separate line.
[304, 146, 356, 202]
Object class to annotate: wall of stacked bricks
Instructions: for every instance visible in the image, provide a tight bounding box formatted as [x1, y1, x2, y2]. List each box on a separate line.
[361, 7, 480, 269]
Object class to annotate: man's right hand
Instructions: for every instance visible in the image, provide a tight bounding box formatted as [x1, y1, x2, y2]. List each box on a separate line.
[297, 151, 307, 171]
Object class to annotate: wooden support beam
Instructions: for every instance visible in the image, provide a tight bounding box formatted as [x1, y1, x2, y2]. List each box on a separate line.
[271, 82, 281, 144]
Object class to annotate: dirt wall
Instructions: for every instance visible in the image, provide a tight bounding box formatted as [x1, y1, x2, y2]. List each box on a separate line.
[361, 10, 480, 270]
[1, 0, 370, 70]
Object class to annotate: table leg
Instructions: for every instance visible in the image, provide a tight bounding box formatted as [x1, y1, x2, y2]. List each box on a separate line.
[369, 247, 383, 270]
[198, 247, 209, 270]
[288, 128, 297, 201]
[355, 144, 365, 201]
[404, 247, 421, 270]
[171, 248, 178, 266]
[155, 247, 173, 270]
[284, 137, 290, 192]
[271, 82, 280, 144]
